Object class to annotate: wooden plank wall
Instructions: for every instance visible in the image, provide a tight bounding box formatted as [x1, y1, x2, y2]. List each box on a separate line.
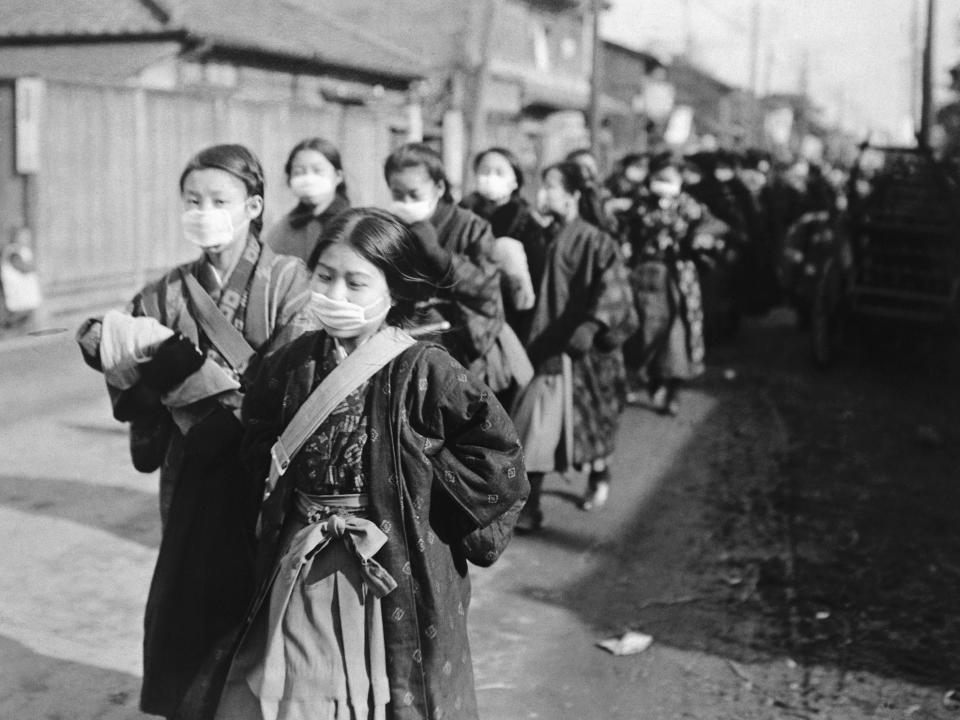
[37, 80, 398, 313]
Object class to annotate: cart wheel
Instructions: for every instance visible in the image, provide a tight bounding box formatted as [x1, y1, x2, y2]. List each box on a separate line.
[811, 258, 844, 367]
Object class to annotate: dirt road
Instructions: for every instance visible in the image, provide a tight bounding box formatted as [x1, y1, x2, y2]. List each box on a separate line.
[1, 313, 958, 719]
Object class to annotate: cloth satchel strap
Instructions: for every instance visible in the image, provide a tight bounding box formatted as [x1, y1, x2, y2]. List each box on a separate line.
[267, 327, 417, 495]
[182, 271, 256, 373]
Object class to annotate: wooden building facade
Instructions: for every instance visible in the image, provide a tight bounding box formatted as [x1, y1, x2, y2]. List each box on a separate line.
[0, 0, 423, 314]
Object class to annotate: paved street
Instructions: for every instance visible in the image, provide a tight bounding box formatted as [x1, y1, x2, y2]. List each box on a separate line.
[1, 313, 959, 719]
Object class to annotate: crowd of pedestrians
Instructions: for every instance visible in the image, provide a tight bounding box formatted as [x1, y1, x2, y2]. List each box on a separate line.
[75, 136, 847, 720]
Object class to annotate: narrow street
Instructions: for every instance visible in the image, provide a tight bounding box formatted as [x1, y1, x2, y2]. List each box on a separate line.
[1, 312, 958, 719]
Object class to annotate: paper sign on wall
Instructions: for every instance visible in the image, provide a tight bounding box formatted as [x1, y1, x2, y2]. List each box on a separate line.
[15, 77, 44, 175]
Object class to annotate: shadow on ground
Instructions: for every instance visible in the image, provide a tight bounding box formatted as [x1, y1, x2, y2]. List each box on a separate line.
[517, 313, 960, 691]
[0, 635, 149, 719]
[0, 475, 159, 548]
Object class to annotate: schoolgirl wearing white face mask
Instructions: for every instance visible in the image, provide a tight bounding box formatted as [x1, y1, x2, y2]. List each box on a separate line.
[510, 161, 638, 533]
[75, 143, 315, 718]
[207, 208, 528, 720]
[383, 143, 506, 383]
[623, 152, 708, 419]
[261, 137, 351, 268]
[460, 148, 542, 384]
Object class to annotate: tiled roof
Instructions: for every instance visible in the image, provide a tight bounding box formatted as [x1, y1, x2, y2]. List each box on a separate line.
[0, 0, 168, 36]
[177, 0, 424, 80]
[0, 0, 424, 82]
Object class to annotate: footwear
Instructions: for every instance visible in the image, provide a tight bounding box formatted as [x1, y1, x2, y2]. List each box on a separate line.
[515, 506, 543, 534]
[665, 386, 680, 416]
[581, 479, 610, 511]
[650, 385, 668, 412]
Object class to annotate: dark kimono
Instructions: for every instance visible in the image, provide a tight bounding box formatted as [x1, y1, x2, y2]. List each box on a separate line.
[412, 201, 505, 377]
[261, 194, 350, 269]
[177, 331, 528, 720]
[80, 237, 313, 717]
[626, 194, 707, 381]
[460, 192, 548, 342]
[524, 217, 637, 465]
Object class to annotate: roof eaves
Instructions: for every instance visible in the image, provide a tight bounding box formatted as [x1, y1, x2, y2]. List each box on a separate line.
[0, 30, 187, 45]
[192, 35, 420, 88]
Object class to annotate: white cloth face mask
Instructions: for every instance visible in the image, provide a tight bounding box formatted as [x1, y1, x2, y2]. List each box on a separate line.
[289, 173, 337, 203]
[182, 208, 235, 249]
[389, 199, 435, 224]
[476, 173, 516, 202]
[309, 292, 390, 336]
[650, 181, 682, 199]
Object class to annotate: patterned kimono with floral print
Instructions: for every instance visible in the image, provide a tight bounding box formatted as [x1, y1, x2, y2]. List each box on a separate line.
[523, 217, 638, 466]
[175, 331, 528, 720]
[626, 193, 707, 381]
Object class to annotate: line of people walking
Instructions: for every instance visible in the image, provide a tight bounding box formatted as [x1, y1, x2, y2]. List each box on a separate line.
[75, 136, 718, 720]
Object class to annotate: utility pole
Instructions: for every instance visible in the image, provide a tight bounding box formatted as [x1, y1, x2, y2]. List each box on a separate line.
[469, 0, 497, 160]
[587, 0, 603, 156]
[797, 47, 810, 144]
[919, 0, 935, 147]
[748, 0, 761, 96]
[910, 0, 921, 131]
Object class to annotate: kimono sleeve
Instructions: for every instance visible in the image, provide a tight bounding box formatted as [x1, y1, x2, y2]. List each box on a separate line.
[93, 290, 172, 472]
[406, 347, 528, 565]
[264, 257, 315, 353]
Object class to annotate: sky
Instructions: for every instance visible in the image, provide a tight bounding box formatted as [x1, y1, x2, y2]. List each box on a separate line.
[601, 0, 960, 142]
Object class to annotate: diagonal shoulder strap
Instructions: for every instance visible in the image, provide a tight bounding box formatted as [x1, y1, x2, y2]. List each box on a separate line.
[266, 327, 417, 495]
[182, 271, 256, 373]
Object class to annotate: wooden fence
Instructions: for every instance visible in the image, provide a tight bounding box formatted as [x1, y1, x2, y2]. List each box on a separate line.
[33, 79, 399, 313]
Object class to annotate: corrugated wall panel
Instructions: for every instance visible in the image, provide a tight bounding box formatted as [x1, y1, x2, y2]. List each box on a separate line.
[38, 82, 139, 301]
[34, 80, 400, 312]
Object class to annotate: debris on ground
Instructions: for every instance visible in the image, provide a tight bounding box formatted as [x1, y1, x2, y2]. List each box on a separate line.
[597, 631, 654, 656]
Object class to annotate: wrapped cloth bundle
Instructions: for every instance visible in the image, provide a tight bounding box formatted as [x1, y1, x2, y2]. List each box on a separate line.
[99, 310, 175, 389]
[492, 236, 536, 311]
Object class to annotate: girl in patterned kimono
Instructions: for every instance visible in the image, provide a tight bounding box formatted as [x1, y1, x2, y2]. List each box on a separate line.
[511, 162, 637, 533]
[261, 137, 351, 269]
[626, 153, 707, 416]
[383, 143, 506, 386]
[76, 144, 314, 718]
[204, 209, 528, 720]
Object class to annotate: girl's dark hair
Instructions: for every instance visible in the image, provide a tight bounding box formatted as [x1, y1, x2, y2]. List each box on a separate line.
[649, 150, 678, 177]
[565, 147, 594, 163]
[473, 146, 525, 192]
[383, 142, 453, 202]
[620, 152, 649, 170]
[283, 137, 349, 200]
[179, 144, 266, 236]
[312, 208, 432, 327]
[542, 161, 606, 229]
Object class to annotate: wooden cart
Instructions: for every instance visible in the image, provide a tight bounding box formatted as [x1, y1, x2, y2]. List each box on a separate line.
[811, 145, 960, 366]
